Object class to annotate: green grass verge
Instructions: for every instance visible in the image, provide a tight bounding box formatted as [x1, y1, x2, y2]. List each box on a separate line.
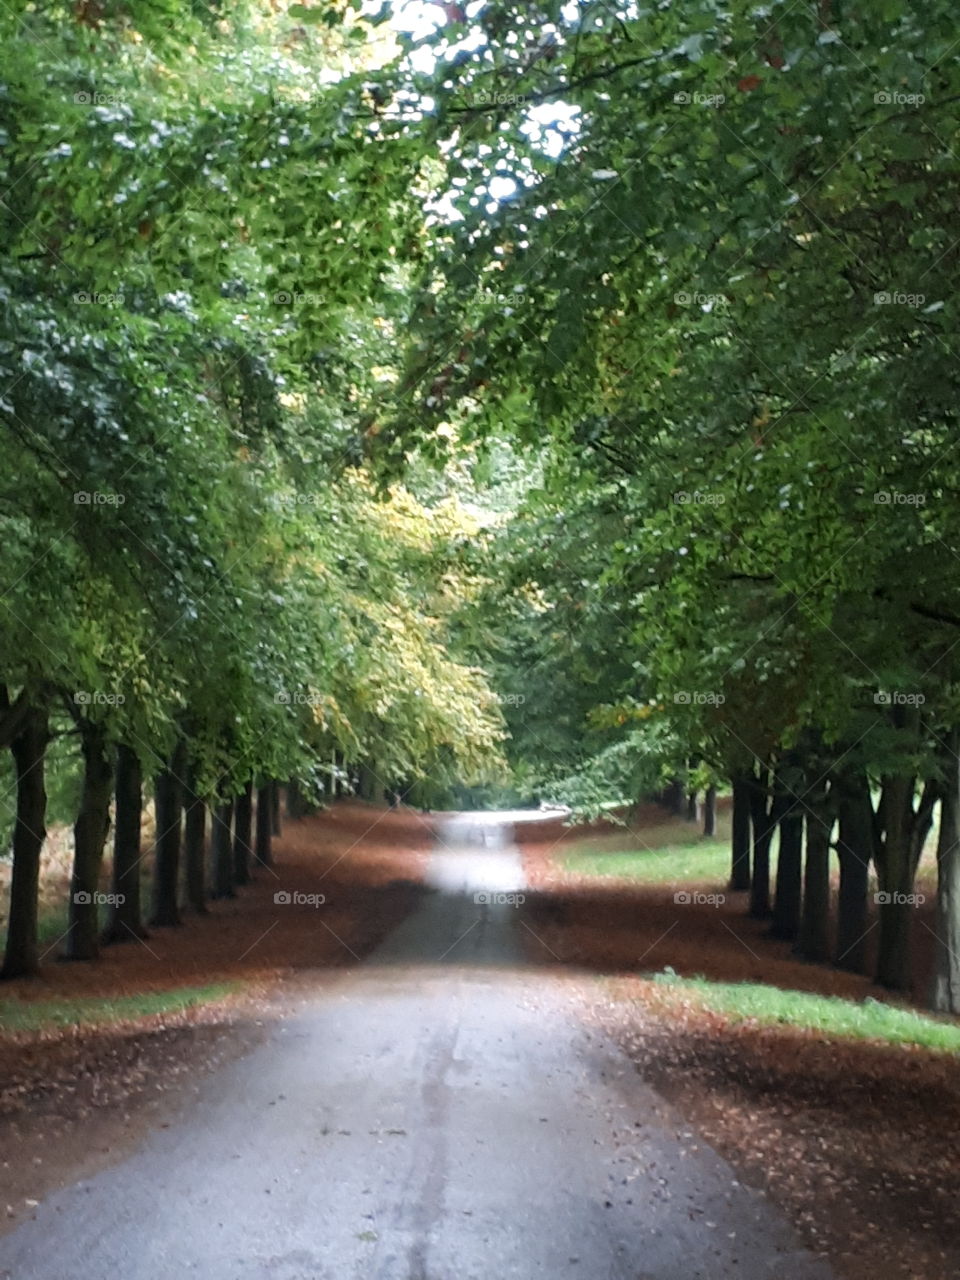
[564, 834, 730, 884]
[0, 981, 239, 1036]
[651, 971, 960, 1053]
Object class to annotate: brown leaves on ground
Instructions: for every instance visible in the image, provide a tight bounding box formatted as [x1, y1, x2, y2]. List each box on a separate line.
[518, 813, 960, 1280]
[0, 802, 431, 1228]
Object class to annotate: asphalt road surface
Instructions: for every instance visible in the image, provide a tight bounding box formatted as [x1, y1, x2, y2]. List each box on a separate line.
[0, 815, 834, 1280]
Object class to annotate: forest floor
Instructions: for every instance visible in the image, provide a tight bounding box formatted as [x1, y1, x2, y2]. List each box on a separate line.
[0, 811, 832, 1280]
[0, 802, 434, 1231]
[2, 802, 956, 1278]
[519, 806, 960, 1280]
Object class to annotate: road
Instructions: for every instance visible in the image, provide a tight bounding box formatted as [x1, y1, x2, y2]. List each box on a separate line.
[0, 814, 833, 1280]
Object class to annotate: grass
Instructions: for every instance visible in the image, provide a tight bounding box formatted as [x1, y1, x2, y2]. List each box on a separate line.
[651, 971, 960, 1054]
[0, 981, 239, 1036]
[564, 831, 731, 884]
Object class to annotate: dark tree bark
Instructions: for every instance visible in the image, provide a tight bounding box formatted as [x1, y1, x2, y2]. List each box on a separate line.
[183, 772, 208, 914]
[663, 775, 685, 817]
[357, 763, 385, 804]
[211, 799, 235, 898]
[685, 790, 699, 822]
[103, 744, 145, 943]
[748, 766, 777, 918]
[771, 803, 804, 942]
[874, 770, 936, 992]
[729, 773, 752, 892]
[1, 706, 49, 979]
[233, 781, 253, 886]
[834, 771, 874, 973]
[270, 780, 282, 836]
[255, 785, 273, 868]
[931, 736, 960, 1012]
[286, 778, 306, 820]
[798, 779, 833, 962]
[702, 785, 717, 837]
[150, 743, 185, 927]
[64, 720, 113, 961]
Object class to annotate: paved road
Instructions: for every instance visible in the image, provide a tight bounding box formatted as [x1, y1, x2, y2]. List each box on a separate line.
[0, 816, 833, 1280]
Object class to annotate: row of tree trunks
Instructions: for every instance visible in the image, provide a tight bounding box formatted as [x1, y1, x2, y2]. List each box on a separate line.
[0, 711, 283, 976]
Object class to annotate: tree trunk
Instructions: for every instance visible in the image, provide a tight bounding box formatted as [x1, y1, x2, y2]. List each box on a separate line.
[663, 775, 685, 817]
[834, 772, 873, 972]
[874, 774, 917, 992]
[771, 805, 803, 941]
[211, 799, 235, 898]
[798, 781, 833, 962]
[729, 773, 752, 892]
[255, 784, 273, 868]
[286, 777, 306, 820]
[931, 743, 960, 1012]
[151, 745, 185, 927]
[233, 781, 253, 886]
[271, 780, 281, 836]
[65, 721, 113, 961]
[1, 706, 48, 979]
[183, 773, 208, 914]
[103, 744, 145, 943]
[702, 785, 717, 837]
[748, 767, 776, 918]
[357, 763, 385, 804]
[685, 790, 699, 822]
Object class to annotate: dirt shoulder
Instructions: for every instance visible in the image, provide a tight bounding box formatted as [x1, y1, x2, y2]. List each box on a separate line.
[519, 816, 960, 1280]
[0, 803, 431, 1231]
